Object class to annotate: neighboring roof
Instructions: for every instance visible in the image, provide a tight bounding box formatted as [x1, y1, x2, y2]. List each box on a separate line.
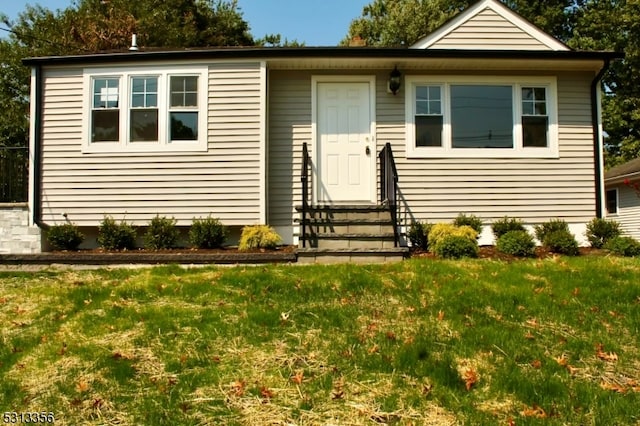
[411, 0, 570, 51]
[22, 46, 621, 67]
[605, 157, 640, 183]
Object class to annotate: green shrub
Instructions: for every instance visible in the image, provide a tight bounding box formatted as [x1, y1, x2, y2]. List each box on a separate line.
[492, 216, 526, 239]
[408, 221, 433, 250]
[534, 218, 569, 243]
[189, 216, 228, 249]
[542, 229, 579, 256]
[144, 215, 179, 250]
[238, 225, 282, 250]
[604, 236, 640, 257]
[428, 223, 478, 249]
[433, 235, 479, 259]
[453, 213, 483, 235]
[585, 218, 621, 249]
[496, 230, 536, 257]
[98, 216, 137, 251]
[46, 223, 84, 251]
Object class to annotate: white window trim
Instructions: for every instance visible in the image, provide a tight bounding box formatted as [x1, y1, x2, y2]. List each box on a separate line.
[405, 75, 559, 159]
[82, 65, 208, 153]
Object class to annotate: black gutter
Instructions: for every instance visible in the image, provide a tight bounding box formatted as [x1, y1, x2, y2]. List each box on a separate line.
[33, 64, 44, 228]
[22, 47, 623, 67]
[591, 59, 611, 219]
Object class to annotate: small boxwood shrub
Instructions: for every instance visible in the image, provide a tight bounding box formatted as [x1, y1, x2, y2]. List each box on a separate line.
[433, 235, 478, 259]
[239, 225, 282, 250]
[585, 217, 621, 249]
[604, 236, 640, 257]
[408, 221, 433, 250]
[144, 215, 179, 250]
[542, 229, 579, 256]
[534, 218, 569, 243]
[492, 216, 526, 239]
[189, 216, 228, 249]
[46, 223, 84, 251]
[428, 223, 478, 249]
[98, 216, 137, 251]
[496, 230, 536, 257]
[453, 213, 483, 235]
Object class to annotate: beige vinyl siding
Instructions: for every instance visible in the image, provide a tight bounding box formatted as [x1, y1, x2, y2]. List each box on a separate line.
[268, 69, 597, 238]
[607, 185, 640, 240]
[430, 7, 550, 50]
[268, 71, 312, 234]
[39, 63, 264, 227]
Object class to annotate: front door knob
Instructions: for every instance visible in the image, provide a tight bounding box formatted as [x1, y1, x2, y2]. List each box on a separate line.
[366, 146, 371, 155]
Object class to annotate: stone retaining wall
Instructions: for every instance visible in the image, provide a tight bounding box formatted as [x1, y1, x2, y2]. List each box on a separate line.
[0, 204, 41, 254]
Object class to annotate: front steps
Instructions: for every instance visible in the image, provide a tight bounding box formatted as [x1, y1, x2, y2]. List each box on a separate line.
[295, 204, 408, 264]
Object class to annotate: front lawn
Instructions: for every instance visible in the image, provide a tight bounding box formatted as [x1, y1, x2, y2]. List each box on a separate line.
[1, 256, 639, 425]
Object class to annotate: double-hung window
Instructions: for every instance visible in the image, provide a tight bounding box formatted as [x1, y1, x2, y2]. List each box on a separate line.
[84, 66, 207, 153]
[406, 76, 558, 158]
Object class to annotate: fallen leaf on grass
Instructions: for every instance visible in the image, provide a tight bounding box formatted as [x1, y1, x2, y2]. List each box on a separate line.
[524, 331, 535, 340]
[260, 386, 274, 400]
[530, 359, 542, 369]
[554, 354, 568, 367]
[230, 379, 245, 396]
[368, 344, 379, 354]
[600, 381, 627, 393]
[462, 368, 479, 391]
[291, 371, 304, 385]
[596, 343, 618, 362]
[437, 310, 445, 321]
[75, 380, 90, 393]
[520, 405, 547, 418]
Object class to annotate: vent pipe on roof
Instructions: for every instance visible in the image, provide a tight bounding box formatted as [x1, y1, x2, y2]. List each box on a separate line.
[129, 34, 138, 51]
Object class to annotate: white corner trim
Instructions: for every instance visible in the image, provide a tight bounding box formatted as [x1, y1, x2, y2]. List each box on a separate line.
[259, 61, 268, 224]
[410, 0, 569, 52]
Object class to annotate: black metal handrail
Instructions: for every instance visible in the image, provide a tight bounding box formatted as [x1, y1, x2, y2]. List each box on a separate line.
[379, 142, 399, 247]
[300, 142, 311, 247]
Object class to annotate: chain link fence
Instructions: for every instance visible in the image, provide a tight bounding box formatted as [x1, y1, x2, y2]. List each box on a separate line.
[0, 146, 28, 203]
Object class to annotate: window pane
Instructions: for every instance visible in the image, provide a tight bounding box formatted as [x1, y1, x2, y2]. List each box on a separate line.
[131, 77, 158, 108]
[522, 102, 534, 115]
[535, 101, 546, 115]
[170, 112, 198, 141]
[92, 110, 119, 142]
[606, 189, 617, 214]
[416, 86, 429, 101]
[428, 86, 441, 101]
[429, 100, 441, 115]
[416, 115, 443, 147]
[522, 116, 548, 147]
[534, 87, 546, 100]
[451, 85, 513, 148]
[93, 78, 119, 109]
[170, 76, 198, 107]
[130, 109, 158, 142]
[522, 87, 534, 101]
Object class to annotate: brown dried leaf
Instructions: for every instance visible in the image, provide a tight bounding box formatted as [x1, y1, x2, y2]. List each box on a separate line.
[231, 379, 245, 396]
[437, 310, 445, 321]
[555, 354, 568, 366]
[530, 359, 542, 369]
[462, 368, 479, 391]
[75, 380, 90, 393]
[260, 386, 274, 399]
[520, 404, 547, 418]
[291, 371, 304, 385]
[600, 381, 626, 393]
[524, 331, 535, 340]
[596, 343, 618, 362]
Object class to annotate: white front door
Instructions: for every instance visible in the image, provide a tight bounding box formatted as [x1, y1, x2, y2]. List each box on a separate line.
[316, 81, 374, 203]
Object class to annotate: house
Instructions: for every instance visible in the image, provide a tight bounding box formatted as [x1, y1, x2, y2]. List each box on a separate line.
[17, 0, 621, 259]
[604, 157, 640, 240]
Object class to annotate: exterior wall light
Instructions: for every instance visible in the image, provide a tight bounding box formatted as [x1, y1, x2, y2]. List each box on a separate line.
[389, 66, 401, 95]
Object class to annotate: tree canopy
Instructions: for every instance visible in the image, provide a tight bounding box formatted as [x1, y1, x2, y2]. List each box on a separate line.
[343, 0, 638, 167]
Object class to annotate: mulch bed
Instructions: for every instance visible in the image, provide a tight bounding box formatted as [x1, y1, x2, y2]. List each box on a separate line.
[411, 246, 605, 261]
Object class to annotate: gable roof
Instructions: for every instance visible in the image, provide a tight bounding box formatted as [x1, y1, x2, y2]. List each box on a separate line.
[605, 157, 640, 183]
[411, 0, 570, 51]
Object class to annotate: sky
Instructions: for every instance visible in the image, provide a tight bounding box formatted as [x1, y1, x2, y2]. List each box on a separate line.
[0, 0, 371, 46]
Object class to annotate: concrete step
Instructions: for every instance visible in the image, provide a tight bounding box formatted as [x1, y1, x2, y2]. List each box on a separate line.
[296, 204, 391, 221]
[313, 233, 396, 250]
[296, 247, 409, 264]
[296, 218, 393, 236]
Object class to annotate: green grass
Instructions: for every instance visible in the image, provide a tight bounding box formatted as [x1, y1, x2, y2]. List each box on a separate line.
[1, 256, 639, 425]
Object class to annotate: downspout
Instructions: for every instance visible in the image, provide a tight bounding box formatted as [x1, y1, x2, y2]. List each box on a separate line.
[33, 64, 44, 227]
[591, 59, 610, 219]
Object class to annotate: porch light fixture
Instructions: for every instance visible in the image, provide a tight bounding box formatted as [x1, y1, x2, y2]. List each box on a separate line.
[388, 66, 401, 95]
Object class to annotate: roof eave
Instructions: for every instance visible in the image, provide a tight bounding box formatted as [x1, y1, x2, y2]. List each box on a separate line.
[22, 47, 623, 67]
